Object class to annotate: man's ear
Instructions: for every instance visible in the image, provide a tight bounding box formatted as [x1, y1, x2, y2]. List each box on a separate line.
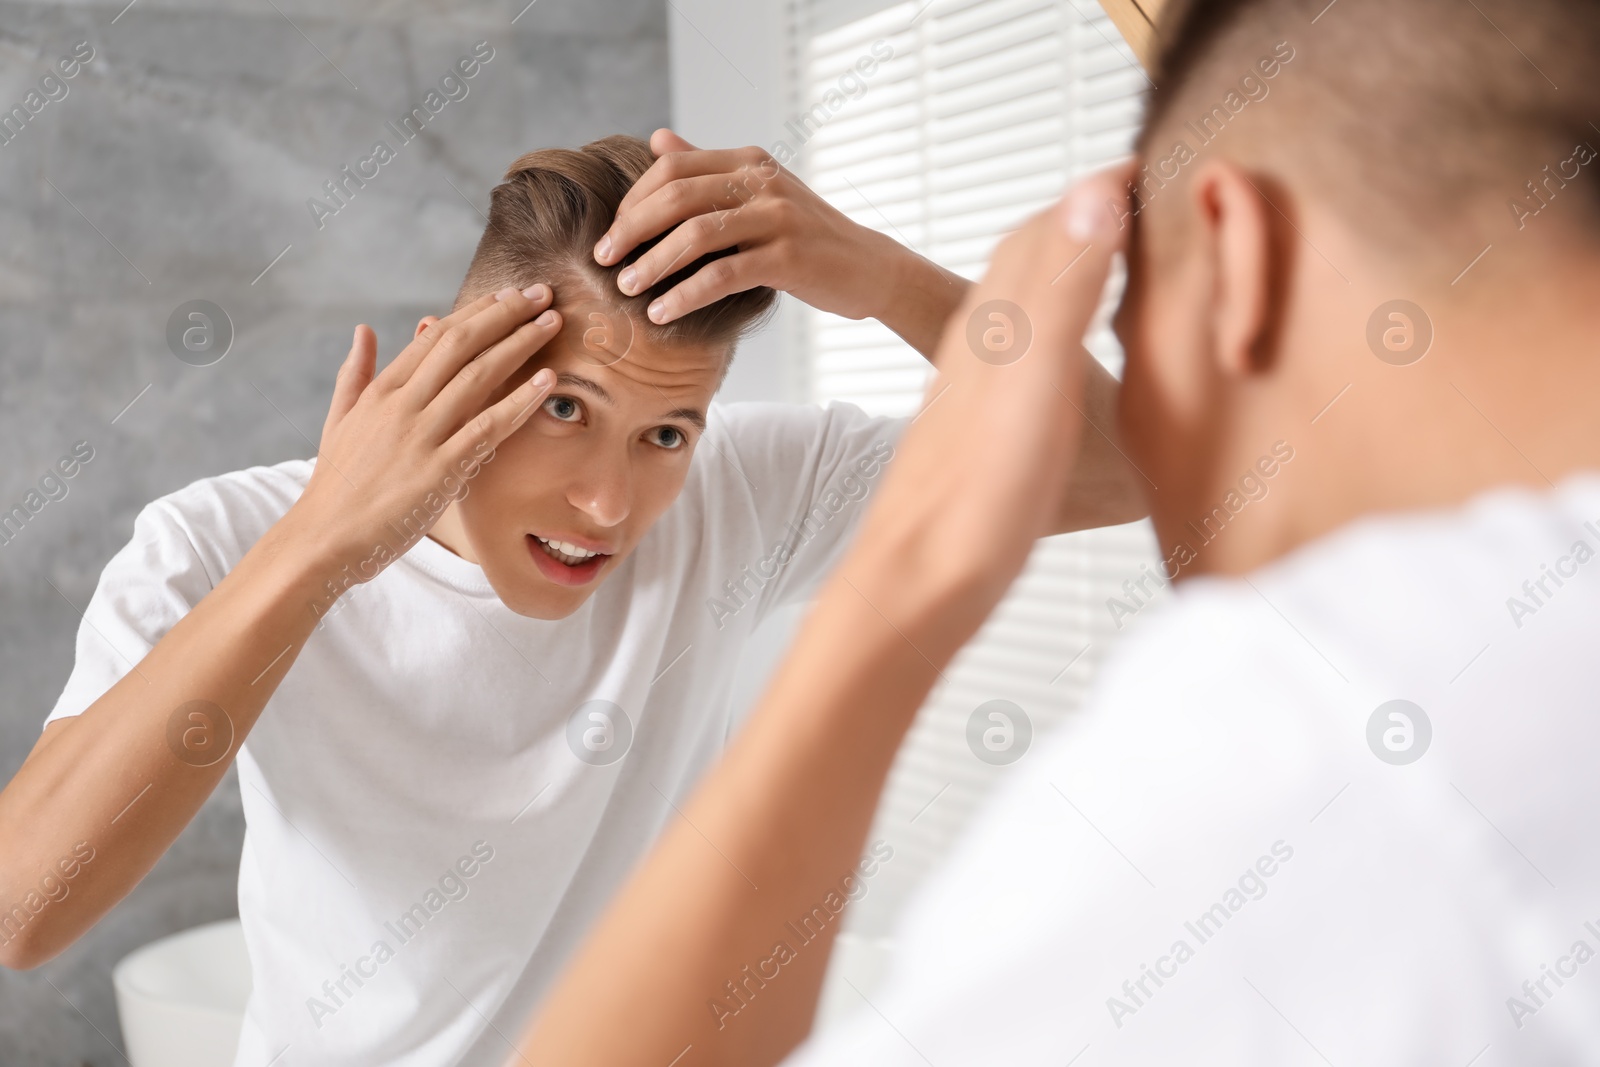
[1190, 160, 1277, 378]
[415, 315, 441, 340]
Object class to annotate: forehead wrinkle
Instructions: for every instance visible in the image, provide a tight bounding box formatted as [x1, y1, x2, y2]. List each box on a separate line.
[554, 371, 613, 405]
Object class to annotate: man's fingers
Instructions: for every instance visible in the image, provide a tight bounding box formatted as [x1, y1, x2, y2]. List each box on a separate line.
[322, 324, 377, 442]
[918, 163, 1134, 512]
[602, 145, 779, 263]
[612, 145, 761, 219]
[371, 289, 505, 393]
[641, 248, 776, 325]
[618, 199, 774, 298]
[649, 127, 698, 156]
[425, 307, 564, 432]
[402, 284, 554, 404]
[891, 173, 1133, 564]
[964, 165, 1134, 364]
[445, 365, 558, 460]
[604, 175, 762, 280]
[1029, 165, 1134, 342]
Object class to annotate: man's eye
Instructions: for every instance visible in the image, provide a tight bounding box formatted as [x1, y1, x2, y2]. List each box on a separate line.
[650, 426, 686, 450]
[543, 396, 581, 422]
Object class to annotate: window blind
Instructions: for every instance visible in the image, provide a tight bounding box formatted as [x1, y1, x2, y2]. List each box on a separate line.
[790, 0, 1163, 937]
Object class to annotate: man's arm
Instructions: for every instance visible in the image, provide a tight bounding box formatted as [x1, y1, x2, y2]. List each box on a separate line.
[511, 170, 1131, 1067]
[597, 129, 1147, 534]
[0, 289, 560, 968]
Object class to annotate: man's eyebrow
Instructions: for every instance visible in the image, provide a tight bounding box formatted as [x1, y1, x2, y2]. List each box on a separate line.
[661, 407, 707, 432]
[553, 372, 705, 432]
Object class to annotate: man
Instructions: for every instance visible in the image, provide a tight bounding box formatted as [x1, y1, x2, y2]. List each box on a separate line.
[510, 0, 1600, 1062]
[0, 133, 1140, 1067]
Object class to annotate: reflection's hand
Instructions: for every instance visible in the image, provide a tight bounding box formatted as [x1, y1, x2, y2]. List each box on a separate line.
[594, 128, 909, 324]
[292, 287, 563, 577]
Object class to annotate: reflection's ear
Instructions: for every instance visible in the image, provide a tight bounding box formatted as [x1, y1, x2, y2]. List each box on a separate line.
[415, 315, 441, 340]
[1191, 160, 1276, 379]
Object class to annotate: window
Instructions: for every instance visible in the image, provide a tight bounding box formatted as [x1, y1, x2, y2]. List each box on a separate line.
[790, 0, 1163, 945]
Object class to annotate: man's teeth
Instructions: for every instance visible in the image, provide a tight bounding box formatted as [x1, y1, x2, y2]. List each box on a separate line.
[535, 536, 601, 563]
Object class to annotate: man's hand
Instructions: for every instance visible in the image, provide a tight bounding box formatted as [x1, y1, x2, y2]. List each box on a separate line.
[593, 128, 967, 356]
[290, 285, 562, 578]
[843, 163, 1137, 635]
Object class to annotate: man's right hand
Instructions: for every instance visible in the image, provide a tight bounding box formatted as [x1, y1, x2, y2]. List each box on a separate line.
[289, 285, 562, 581]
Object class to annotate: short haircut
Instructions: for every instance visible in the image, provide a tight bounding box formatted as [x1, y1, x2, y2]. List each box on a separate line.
[1136, 0, 1600, 250]
[455, 135, 776, 353]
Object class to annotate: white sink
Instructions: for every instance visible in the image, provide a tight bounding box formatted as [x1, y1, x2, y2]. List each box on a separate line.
[113, 918, 250, 1067]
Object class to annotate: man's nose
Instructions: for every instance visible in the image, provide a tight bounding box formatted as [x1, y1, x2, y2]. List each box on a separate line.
[565, 447, 632, 528]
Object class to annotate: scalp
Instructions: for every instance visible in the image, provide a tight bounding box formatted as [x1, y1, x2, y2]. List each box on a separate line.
[1137, 0, 1600, 258]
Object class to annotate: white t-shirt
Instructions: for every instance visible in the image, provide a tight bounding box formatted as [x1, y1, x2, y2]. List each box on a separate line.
[787, 474, 1600, 1065]
[46, 401, 903, 1067]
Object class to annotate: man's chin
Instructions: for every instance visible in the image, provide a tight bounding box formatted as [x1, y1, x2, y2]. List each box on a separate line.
[484, 561, 613, 620]
[497, 587, 598, 620]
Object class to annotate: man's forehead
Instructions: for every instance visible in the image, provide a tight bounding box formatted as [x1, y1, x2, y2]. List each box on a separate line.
[542, 324, 723, 425]
[551, 323, 722, 377]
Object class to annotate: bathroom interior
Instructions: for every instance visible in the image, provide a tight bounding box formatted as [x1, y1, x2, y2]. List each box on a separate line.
[0, 0, 1159, 1062]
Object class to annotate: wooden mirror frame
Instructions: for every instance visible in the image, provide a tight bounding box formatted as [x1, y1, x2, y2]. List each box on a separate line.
[1099, 0, 1167, 69]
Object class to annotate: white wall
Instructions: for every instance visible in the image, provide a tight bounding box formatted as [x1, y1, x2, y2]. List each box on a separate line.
[666, 0, 800, 406]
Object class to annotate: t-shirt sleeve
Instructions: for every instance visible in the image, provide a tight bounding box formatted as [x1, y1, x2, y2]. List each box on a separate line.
[706, 401, 907, 622]
[44, 499, 218, 728]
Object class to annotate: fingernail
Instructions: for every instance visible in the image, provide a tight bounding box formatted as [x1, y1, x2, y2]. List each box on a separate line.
[594, 235, 612, 262]
[531, 368, 554, 389]
[521, 284, 544, 300]
[494, 285, 518, 301]
[647, 299, 667, 323]
[618, 267, 637, 294]
[536, 309, 557, 326]
[1064, 183, 1114, 242]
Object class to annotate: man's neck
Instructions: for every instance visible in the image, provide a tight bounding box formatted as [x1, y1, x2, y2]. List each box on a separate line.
[427, 502, 479, 563]
[1179, 254, 1600, 578]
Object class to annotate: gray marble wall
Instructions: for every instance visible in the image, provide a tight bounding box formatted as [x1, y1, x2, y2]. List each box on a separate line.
[0, 2, 669, 1062]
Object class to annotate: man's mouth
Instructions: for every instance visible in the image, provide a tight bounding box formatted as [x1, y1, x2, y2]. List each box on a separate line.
[534, 535, 604, 565]
[526, 533, 613, 587]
